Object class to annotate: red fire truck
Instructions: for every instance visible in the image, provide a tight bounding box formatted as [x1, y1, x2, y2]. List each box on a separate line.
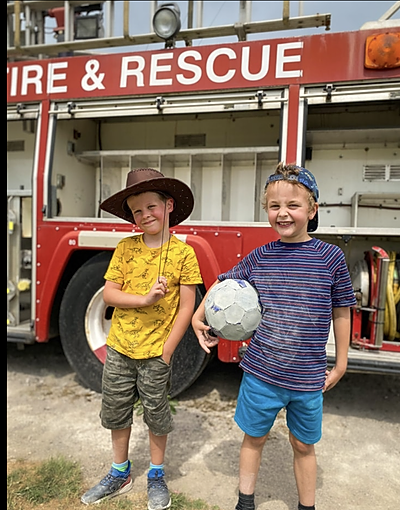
[7, 1, 400, 397]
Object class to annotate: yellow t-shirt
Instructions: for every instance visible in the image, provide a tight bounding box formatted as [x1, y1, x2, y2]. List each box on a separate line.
[104, 234, 203, 359]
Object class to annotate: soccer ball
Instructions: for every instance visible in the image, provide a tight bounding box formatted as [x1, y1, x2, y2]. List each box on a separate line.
[204, 279, 262, 341]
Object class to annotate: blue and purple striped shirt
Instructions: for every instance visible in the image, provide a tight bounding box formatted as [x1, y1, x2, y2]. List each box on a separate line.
[219, 237, 357, 391]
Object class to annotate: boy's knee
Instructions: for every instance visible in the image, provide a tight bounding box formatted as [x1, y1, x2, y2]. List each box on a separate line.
[243, 433, 269, 450]
[289, 431, 314, 454]
[143, 408, 173, 436]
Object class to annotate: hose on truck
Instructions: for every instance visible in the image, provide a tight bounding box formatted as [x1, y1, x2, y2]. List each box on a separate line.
[384, 251, 400, 341]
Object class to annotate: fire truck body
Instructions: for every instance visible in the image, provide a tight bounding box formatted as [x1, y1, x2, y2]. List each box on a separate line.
[7, 7, 400, 396]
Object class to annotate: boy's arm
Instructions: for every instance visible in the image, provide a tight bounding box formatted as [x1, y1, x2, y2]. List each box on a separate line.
[324, 306, 351, 392]
[192, 279, 220, 354]
[103, 278, 168, 308]
[162, 284, 197, 364]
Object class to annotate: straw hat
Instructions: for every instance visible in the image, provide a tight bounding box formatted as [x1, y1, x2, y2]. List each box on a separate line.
[100, 168, 194, 227]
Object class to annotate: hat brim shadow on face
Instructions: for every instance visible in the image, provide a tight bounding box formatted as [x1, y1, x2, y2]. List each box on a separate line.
[100, 176, 194, 227]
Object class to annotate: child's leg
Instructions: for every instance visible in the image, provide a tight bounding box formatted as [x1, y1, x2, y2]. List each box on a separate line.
[239, 432, 268, 493]
[147, 431, 170, 510]
[289, 431, 316, 508]
[235, 433, 268, 510]
[148, 430, 168, 465]
[234, 373, 283, 509]
[286, 388, 322, 509]
[111, 427, 131, 464]
[81, 427, 133, 505]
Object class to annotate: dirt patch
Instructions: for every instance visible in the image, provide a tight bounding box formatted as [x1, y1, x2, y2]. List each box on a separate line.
[7, 339, 400, 510]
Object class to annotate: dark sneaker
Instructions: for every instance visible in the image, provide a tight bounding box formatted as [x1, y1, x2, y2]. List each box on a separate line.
[147, 469, 171, 510]
[81, 461, 132, 505]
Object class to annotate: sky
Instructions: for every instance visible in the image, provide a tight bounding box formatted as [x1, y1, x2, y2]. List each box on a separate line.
[44, 1, 400, 52]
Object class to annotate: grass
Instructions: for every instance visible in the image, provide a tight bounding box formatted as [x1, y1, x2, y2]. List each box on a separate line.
[7, 456, 222, 510]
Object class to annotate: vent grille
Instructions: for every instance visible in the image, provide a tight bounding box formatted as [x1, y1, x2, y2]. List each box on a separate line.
[175, 134, 206, 148]
[7, 140, 25, 152]
[363, 164, 400, 182]
[389, 165, 400, 180]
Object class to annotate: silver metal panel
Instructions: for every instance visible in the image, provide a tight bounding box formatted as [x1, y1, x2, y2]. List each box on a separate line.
[78, 230, 187, 248]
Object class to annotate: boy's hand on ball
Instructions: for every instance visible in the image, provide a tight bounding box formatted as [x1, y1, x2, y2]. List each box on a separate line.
[192, 317, 219, 353]
[202, 328, 220, 352]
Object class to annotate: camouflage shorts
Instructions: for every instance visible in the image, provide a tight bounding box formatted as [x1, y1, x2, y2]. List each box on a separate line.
[100, 346, 173, 435]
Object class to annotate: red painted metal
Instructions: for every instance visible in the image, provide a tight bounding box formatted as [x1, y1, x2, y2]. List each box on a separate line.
[34, 99, 51, 340]
[285, 84, 300, 164]
[351, 247, 397, 354]
[368, 246, 390, 348]
[381, 341, 400, 353]
[32, 220, 279, 344]
[36, 230, 81, 340]
[7, 28, 400, 103]
[351, 307, 363, 345]
[9, 27, 399, 367]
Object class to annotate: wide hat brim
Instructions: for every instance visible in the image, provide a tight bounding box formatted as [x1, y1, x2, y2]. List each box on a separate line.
[100, 173, 194, 227]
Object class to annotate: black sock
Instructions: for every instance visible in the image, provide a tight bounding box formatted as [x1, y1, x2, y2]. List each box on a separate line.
[235, 491, 255, 510]
[298, 503, 315, 510]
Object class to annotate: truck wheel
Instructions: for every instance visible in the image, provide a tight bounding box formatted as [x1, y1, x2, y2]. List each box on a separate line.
[170, 285, 211, 398]
[59, 252, 210, 397]
[59, 252, 112, 394]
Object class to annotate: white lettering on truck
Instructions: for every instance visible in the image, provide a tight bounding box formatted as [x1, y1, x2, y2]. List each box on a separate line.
[241, 45, 270, 81]
[177, 50, 202, 85]
[81, 60, 105, 91]
[120, 56, 145, 87]
[22, 65, 43, 95]
[7, 63, 69, 96]
[7, 42, 303, 98]
[276, 42, 303, 78]
[150, 52, 174, 86]
[47, 62, 68, 93]
[207, 48, 237, 83]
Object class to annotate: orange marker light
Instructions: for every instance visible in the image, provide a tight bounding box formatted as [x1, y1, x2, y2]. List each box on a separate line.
[365, 32, 400, 69]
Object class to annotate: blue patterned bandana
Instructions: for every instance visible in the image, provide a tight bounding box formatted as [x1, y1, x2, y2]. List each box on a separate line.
[265, 166, 319, 232]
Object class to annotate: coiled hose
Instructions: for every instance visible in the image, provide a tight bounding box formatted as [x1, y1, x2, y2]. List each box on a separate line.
[384, 251, 400, 341]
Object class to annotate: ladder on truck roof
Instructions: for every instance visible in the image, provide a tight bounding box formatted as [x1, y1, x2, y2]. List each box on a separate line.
[7, 1, 400, 59]
[7, 0, 333, 58]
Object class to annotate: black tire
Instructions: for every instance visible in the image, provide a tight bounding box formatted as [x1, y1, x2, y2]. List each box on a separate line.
[169, 285, 211, 398]
[59, 252, 210, 397]
[59, 252, 112, 393]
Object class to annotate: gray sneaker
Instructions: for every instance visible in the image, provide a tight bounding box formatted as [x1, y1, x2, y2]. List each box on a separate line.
[147, 469, 171, 510]
[81, 461, 132, 505]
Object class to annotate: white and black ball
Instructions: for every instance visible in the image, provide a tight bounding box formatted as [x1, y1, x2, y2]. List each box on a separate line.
[205, 279, 262, 341]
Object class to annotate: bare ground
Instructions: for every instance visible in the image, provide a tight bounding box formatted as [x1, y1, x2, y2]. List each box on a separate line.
[7, 338, 400, 510]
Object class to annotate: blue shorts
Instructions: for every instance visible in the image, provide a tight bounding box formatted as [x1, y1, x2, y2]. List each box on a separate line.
[234, 372, 323, 445]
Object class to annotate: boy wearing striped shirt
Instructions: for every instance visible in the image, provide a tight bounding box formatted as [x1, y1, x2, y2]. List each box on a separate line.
[192, 163, 356, 510]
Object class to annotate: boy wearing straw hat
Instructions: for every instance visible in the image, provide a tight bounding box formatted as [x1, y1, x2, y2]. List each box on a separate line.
[81, 168, 202, 509]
